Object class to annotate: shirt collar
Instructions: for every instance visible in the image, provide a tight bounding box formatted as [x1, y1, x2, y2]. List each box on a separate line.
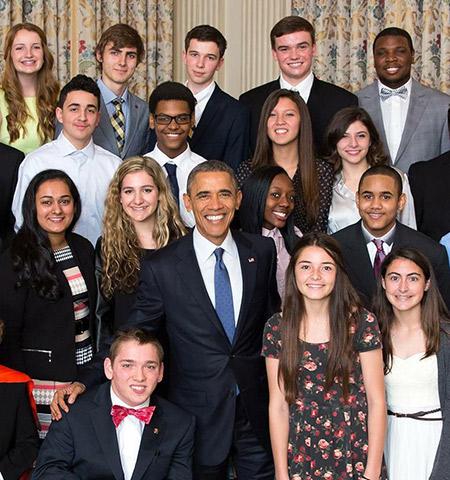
[377, 77, 412, 96]
[148, 144, 192, 167]
[361, 222, 396, 245]
[190, 80, 216, 103]
[193, 228, 237, 264]
[262, 227, 283, 239]
[97, 78, 129, 105]
[110, 386, 150, 409]
[57, 132, 95, 158]
[279, 70, 314, 92]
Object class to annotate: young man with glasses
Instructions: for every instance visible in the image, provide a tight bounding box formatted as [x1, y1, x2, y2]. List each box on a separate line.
[144, 81, 206, 227]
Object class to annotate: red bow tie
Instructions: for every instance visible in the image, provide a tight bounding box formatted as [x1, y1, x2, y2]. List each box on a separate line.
[111, 405, 156, 428]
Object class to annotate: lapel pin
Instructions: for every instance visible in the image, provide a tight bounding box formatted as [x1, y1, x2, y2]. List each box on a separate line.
[153, 428, 159, 435]
[248, 257, 255, 263]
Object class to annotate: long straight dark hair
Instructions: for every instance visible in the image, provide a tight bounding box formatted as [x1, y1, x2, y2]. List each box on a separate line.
[279, 232, 362, 404]
[11, 170, 81, 300]
[238, 165, 298, 254]
[373, 248, 450, 374]
[252, 89, 319, 225]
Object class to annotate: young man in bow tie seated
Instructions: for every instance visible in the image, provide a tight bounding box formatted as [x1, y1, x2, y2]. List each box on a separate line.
[32, 328, 195, 480]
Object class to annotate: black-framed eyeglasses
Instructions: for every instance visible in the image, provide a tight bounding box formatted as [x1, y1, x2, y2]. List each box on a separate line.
[153, 113, 192, 125]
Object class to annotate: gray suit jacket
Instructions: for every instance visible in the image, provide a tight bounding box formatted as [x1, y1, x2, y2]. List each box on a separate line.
[357, 79, 450, 172]
[95, 92, 150, 159]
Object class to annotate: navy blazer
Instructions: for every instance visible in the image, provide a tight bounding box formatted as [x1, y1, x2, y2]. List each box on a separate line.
[333, 221, 450, 309]
[128, 230, 280, 465]
[239, 76, 358, 154]
[32, 382, 195, 480]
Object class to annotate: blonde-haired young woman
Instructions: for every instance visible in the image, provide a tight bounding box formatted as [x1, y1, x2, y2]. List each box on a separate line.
[96, 156, 186, 347]
[0, 23, 59, 153]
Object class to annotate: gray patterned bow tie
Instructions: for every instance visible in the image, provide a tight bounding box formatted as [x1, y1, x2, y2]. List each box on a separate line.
[380, 86, 408, 101]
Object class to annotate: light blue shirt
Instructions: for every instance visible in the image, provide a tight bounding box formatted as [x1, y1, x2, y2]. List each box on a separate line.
[440, 233, 450, 266]
[97, 78, 130, 132]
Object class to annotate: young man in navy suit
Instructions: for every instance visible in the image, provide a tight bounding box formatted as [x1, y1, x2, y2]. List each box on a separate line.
[34, 328, 195, 479]
[333, 165, 450, 309]
[239, 15, 357, 155]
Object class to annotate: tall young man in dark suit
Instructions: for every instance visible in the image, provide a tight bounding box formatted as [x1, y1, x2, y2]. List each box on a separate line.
[239, 16, 357, 154]
[357, 27, 450, 173]
[52, 161, 280, 479]
[333, 165, 450, 309]
[34, 329, 195, 479]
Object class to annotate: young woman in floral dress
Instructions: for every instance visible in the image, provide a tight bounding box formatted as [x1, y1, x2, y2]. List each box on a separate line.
[262, 233, 386, 479]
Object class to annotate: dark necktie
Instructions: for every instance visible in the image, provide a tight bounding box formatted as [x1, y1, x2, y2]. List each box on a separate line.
[380, 86, 408, 101]
[111, 98, 126, 154]
[372, 239, 386, 277]
[164, 163, 179, 203]
[214, 248, 235, 343]
[110, 404, 156, 428]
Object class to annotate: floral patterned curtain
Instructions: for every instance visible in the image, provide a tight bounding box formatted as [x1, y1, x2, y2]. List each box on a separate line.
[0, 0, 173, 99]
[292, 0, 450, 93]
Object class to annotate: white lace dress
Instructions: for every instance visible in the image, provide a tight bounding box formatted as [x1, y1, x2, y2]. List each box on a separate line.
[384, 353, 442, 480]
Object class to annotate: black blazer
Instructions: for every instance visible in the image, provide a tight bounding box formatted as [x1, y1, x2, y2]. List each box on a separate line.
[0, 143, 24, 252]
[0, 382, 39, 480]
[0, 233, 96, 381]
[409, 151, 450, 242]
[32, 382, 195, 480]
[239, 76, 358, 154]
[333, 221, 450, 309]
[125, 230, 280, 465]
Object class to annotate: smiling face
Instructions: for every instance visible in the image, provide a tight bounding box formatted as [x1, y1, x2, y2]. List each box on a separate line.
[336, 120, 371, 168]
[36, 179, 75, 246]
[272, 30, 316, 85]
[56, 90, 100, 149]
[374, 35, 414, 89]
[183, 171, 242, 245]
[96, 41, 138, 92]
[149, 99, 194, 158]
[263, 173, 295, 230]
[382, 257, 429, 315]
[183, 39, 224, 93]
[11, 29, 44, 77]
[267, 96, 301, 147]
[356, 174, 405, 237]
[294, 245, 337, 302]
[104, 340, 163, 407]
[120, 170, 159, 226]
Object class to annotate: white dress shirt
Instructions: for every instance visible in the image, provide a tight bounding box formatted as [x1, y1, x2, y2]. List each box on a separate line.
[378, 78, 412, 162]
[144, 144, 206, 227]
[193, 228, 243, 323]
[279, 70, 314, 103]
[12, 133, 121, 245]
[362, 223, 395, 265]
[327, 168, 417, 234]
[110, 387, 150, 480]
[190, 80, 216, 126]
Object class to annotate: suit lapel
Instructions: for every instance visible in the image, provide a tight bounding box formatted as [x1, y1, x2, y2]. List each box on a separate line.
[365, 83, 389, 155]
[175, 235, 232, 345]
[123, 93, 141, 158]
[131, 397, 163, 480]
[233, 232, 257, 344]
[98, 96, 120, 156]
[394, 80, 427, 163]
[191, 84, 221, 144]
[90, 384, 124, 480]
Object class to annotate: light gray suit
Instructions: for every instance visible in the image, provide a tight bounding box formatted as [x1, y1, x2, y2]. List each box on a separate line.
[357, 79, 450, 172]
[94, 92, 150, 159]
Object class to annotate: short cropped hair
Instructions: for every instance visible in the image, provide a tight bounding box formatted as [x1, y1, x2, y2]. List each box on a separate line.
[270, 16, 315, 49]
[358, 165, 403, 197]
[109, 328, 164, 364]
[148, 81, 196, 115]
[58, 74, 100, 109]
[96, 24, 145, 63]
[373, 27, 414, 53]
[186, 160, 238, 194]
[185, 25, 227, 58]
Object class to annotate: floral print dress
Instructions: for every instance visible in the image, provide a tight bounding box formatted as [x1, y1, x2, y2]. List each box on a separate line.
[262, 310, 381, 479]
